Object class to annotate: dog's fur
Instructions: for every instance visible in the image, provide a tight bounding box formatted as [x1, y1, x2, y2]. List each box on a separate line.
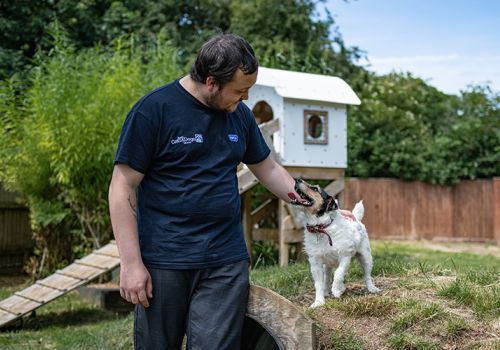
[292, 178, 380, 307]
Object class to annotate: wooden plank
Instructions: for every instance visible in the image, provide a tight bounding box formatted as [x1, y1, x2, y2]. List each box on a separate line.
[77, 253, 120, 270]
[37, 273, 82, 292]
[0, 295, 40, 315]
[251, 198, 277, 225]
[258, 118, 279, 135]
[16, 284, 63, 304]
[260, 121, 279, 162]
[453, 180, 493, 241]
[285, 203, 303, 229]
[279, 200, 289, 266]
[494, 178, 500, 244]
[283, 229, 304, 243]
[282, 215, 295, 230]
[94, 243, 119, 258]
[237, 167, 259, 194]
[324, 178, 345, 197]
[0, 309, 17, 326]
[242, 191, 253, 256]
[285, 167, 344, 180]
[58, 264, 102, 280]
[253, 228, 278, 242]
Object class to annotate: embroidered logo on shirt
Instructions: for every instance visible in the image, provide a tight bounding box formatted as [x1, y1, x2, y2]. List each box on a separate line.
[171, 134, 204, 145]
[228, 134, 239, 142]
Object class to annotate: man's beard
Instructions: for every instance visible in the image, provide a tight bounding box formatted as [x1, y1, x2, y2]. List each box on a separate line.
[205, 90, 238, 113]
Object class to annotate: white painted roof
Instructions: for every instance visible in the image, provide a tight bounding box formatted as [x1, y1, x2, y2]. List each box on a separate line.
[255, 67, 361, 105]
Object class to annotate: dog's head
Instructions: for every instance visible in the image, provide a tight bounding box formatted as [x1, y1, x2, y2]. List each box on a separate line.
[292, 178, 338, 217]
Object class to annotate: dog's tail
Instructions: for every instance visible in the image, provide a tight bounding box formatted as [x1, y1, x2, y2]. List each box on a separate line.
[352, 200, 364, 221]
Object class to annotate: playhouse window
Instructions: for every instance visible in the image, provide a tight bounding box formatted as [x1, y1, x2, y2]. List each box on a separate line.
[252, 101, 274, 124]
[304, 110, 328, 144]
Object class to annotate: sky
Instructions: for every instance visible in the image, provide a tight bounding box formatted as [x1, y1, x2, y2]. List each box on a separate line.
[318, 0, 500, 95]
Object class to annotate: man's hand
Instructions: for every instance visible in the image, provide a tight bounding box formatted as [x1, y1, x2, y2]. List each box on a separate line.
[339, 209, 356, 221]
[119, 262, 153, 308]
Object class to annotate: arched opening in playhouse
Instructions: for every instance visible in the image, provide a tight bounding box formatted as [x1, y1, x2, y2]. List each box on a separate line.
[252, 100, 274, 124]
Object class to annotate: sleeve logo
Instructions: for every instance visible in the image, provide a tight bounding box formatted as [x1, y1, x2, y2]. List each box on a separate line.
[228, 134, 239, 142]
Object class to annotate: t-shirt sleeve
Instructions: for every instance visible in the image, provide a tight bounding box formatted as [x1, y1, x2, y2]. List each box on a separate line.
[242, 109, 271, 165]
[114, 109, 157, 174]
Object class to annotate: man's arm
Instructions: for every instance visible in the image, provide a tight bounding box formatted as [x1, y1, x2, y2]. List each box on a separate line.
[247, 155, 355, 220]
[246, 155, 298, 203]
[108, 163, 152, 307]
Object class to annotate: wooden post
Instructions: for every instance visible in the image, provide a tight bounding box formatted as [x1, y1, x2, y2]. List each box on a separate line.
[279, 199, 290, 266]
[241, 190, 253, 259]
[494, 177, 500, 244]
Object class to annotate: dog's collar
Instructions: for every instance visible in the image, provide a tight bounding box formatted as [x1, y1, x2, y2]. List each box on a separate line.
[306, 220, 333, 246]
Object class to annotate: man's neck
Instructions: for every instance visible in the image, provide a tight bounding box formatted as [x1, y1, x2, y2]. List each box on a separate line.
[179, 75, 208, 106]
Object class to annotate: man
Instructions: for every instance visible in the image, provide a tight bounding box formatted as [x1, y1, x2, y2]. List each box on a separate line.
[109, 33, 353, 349]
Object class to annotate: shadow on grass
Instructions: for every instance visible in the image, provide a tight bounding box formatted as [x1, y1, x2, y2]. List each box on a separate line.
[3, 307, 130, 332]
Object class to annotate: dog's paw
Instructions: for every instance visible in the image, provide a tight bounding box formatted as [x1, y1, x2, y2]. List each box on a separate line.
[331, 288, 344, 298]
[331, 285, 345, 298]
[310, 299, 325, 308]
[367, 286, 381, 294]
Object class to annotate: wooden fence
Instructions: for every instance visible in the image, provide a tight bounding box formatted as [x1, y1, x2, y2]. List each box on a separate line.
[0, 187, 32, 273]
[343, 178, 500, 244]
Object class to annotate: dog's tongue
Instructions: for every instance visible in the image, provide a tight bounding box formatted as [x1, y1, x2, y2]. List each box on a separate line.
[288, 192, 297, 200]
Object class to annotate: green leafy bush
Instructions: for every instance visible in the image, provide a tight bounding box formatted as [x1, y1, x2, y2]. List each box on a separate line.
[0, 31, 182, 275]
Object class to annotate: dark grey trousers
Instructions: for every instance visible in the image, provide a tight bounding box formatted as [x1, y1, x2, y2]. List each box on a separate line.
[134, 260, 249, 350]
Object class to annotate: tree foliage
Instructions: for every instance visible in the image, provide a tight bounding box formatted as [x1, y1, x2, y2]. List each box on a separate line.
[0, 0, 360, 78]
[347, 72, 500, 184]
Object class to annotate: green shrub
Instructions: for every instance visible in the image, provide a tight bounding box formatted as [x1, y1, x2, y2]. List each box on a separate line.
[0, 30, 182, 275]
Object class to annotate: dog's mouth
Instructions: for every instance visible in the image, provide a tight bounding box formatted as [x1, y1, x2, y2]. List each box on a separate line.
[293, 180, 314, 207]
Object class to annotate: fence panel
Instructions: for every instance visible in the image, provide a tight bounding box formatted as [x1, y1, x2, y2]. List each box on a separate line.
[0, 187, 32, 273]
[343, 178, 497, 243]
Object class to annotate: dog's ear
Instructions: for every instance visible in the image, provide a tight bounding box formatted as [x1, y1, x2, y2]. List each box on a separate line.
[326, 196, 339, 211]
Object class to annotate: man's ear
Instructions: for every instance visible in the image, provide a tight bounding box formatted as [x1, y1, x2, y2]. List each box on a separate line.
[206, 76, 218, 92]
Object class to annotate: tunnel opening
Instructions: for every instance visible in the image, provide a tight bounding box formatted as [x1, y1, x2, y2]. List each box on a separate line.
[242, 315, 284, 350]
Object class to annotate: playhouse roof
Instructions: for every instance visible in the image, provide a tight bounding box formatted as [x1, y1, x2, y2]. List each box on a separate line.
[256, 67, 361, 105]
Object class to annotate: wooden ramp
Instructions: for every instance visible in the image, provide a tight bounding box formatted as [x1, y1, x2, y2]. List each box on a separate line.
[0, 242, 120, 328]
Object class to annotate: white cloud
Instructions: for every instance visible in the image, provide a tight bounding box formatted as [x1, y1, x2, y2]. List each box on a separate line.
[370, 54, 459, 65]
[361, 53, 500, 94]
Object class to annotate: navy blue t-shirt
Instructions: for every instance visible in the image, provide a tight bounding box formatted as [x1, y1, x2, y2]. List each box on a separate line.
[114, 80, 270, 269]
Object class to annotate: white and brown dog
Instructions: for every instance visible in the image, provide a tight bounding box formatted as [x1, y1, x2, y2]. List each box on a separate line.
[292, 178, 380, 308]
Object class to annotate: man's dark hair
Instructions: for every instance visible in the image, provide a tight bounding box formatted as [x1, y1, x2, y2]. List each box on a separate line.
[190, 33, 258, 88]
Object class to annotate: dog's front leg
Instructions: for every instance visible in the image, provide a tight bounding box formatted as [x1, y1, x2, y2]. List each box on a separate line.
[332, 256, 352, 298]
[310, 262, 326, 308]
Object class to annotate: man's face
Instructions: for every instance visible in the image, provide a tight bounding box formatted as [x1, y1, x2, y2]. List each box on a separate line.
[206, 69, 257, 113]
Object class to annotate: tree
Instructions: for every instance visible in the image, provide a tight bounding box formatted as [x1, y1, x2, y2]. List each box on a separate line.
[1, 0, 362, 80]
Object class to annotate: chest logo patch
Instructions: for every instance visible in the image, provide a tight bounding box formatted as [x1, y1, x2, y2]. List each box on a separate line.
[228, 134, 239, 142]
[171, 133, 204, 145]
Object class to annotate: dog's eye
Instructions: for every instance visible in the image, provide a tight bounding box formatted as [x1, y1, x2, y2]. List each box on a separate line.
[312, 187, 320, 192]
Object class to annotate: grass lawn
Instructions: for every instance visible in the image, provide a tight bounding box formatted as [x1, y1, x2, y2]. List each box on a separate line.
[1, 240, 499, 349]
